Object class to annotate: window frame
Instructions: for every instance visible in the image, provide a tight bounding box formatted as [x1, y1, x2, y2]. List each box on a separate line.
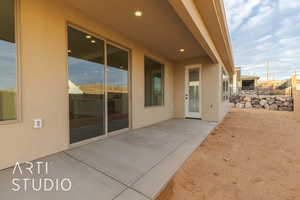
[222, 68, 230, 101]
[144, 56, 165, 107]
[0, 0, 21, 124]
[65, 23, 133, 142]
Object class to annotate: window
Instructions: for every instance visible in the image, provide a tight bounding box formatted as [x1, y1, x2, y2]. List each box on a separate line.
[145, 57, 164, 106]
[242, 80, 255, 90]
[0, 0, 17, 121]
[222, 68, 229, 101]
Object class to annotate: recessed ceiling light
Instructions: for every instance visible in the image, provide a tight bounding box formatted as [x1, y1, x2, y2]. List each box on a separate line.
[134, 11, 143, 17]
[91, 40, 96, 44]
[179, 49, 185, 53]
[86, 35, 91, 39]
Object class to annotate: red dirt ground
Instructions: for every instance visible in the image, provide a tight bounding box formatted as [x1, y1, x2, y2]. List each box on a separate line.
[157, 109, 300, 200]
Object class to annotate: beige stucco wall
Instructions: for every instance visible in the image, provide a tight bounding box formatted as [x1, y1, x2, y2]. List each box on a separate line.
[219, 67, 230, 121]
[0, 0, 174, 170]
[0, 0, 231, 170]
[173, 57, 228, 121]
[131, 51, 174, 129]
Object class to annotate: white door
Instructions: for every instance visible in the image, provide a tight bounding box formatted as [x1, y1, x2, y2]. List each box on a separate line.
[185, 65, 202, 119]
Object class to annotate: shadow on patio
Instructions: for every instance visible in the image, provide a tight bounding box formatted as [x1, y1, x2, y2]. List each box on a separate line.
[0, 119, 217, 200]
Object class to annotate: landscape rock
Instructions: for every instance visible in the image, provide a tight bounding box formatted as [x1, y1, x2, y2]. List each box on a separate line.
[269, 104, 278, 110]
[244, 96, 252, 102]
[245, 102, 252, 109]
[230, 91, 293, 111]
[236, 103, 245, 109]
[264, 104, 270, 110]
[260, 100, 267, 106]
[229, 103, 235, 108]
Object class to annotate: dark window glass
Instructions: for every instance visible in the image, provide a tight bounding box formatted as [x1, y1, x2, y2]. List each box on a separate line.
[68, 27, 105, 143]
[0, 0, 16, 121]
[145, 57, 164, 106]
[222, 69, 229, 101]
[188, 68, 200, 112]
[242, 80, 255, 90]
[107, 44, 129, 132]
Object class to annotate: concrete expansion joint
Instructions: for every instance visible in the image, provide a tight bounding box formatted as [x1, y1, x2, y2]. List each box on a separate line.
[63, 133, 198, 200]
[64, 151, 151, 199]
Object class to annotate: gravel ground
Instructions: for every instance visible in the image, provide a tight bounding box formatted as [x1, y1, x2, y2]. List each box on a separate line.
[157, 109, 300, 200]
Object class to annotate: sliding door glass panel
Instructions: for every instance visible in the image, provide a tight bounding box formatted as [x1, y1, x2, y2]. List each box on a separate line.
[68, 27, 105, 144]
[107, 44, 129, 132]
[188, 68, 199, 113]
[0, 0, 17, 121]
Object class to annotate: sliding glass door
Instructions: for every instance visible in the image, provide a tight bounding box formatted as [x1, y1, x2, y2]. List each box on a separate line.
[67, 26, 129, 144]
[68, 27, 106, 144]
[107, 44, 129, 132]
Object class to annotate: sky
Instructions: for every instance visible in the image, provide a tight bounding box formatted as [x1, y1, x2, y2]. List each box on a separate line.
[224, 0, 300, 80]
[0, 40, 16, 90]
[68, 57, 128, 87]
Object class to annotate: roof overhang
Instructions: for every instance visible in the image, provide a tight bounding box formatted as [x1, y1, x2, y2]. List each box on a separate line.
[194, 0, 235, 76]
[241, 76, 260, 81]
[168, 0, 219, 65]
[63, 0, 208, 62]
[63, 0, 234, 74]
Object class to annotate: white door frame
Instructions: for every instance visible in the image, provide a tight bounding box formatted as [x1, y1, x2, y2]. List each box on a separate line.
[185, 65, 202, 119]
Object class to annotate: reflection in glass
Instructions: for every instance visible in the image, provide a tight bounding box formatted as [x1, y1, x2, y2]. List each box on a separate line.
[0, 0, 16, 121]
[144, 57, 164, 106]
[68, 27, 105, 143]
[107, 44, 129, 132]
[188, 68, 199, 113]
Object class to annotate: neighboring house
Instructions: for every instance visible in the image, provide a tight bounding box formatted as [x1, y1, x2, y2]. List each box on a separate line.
[0, 0, 234, 170]
[232, 67, 259, 92]
[240, 76, 260, 90]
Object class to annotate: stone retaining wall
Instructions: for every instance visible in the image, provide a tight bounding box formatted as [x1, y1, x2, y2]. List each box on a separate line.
[230, 91, 293, 111]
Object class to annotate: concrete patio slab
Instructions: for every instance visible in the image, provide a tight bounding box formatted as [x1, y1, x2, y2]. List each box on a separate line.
[66, 138, 165, 186]
[0, 119, 217, 200]
[66, 120, 198, 186]
[0, 153, 125, 200]
[67, 119, 217, 198]
[132, 129, 213, 199]
[114, 189, 149, 200]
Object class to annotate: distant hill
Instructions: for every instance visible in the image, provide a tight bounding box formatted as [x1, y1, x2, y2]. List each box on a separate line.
[79, 83, 128, 94]
[256, 80, 292, 95]
[257, 80, 291, 90]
